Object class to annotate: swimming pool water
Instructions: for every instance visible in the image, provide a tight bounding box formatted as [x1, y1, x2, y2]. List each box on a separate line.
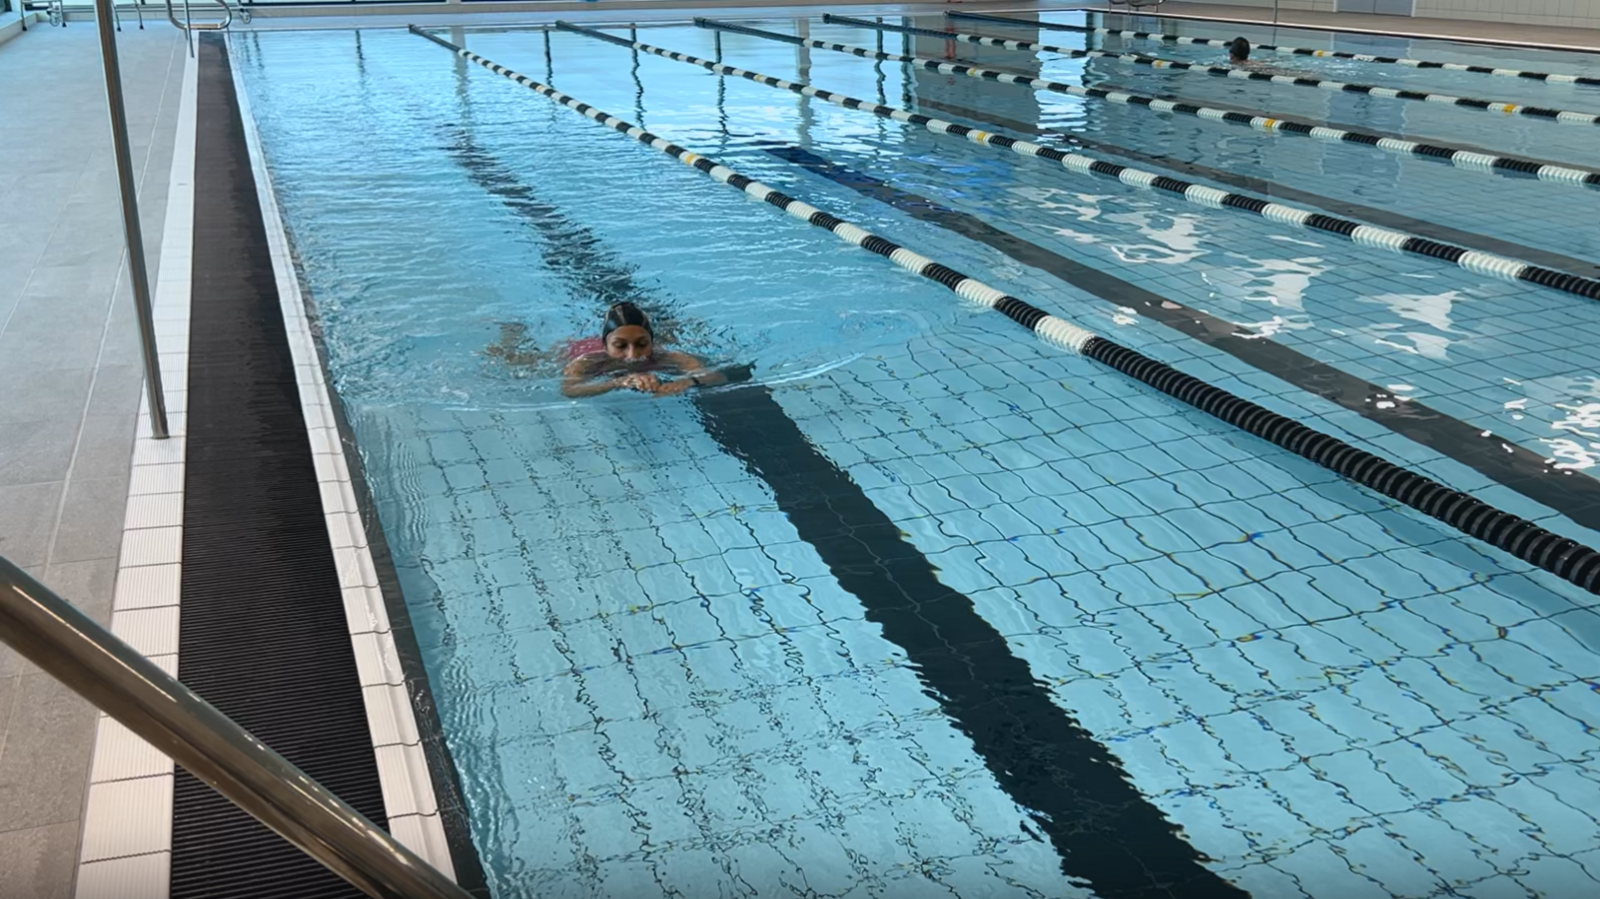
[235, 13, 1600, 897]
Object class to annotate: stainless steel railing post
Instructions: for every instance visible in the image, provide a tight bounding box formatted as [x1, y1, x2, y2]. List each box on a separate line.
[165, 0, 232, 49]
[0, 559, 472, 899]
[94, 0, 170, 441]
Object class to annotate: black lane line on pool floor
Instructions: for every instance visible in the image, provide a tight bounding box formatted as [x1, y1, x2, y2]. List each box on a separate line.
[694, 387, 1249, 899]
[914, 95, 1600, 281]
[827, 14, 1600, 125]
[761, 143, 1600, 536]
[431, 104, 1242, 899]
[697, 18, 1600, 189]
[176, 34, 389, 899]
[950, 10, 1600, 84]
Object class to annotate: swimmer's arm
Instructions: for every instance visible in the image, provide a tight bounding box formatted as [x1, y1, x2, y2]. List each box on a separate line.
[561, 357, 620, 398]
[654, 352, 727, 396]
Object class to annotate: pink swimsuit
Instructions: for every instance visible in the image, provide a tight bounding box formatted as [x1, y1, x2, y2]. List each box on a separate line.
[568, 336, 605, 359]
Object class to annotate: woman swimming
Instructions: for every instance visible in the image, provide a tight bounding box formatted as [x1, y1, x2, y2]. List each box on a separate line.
[1228, 37, 1254, 66]
[560, 302, 725, 398]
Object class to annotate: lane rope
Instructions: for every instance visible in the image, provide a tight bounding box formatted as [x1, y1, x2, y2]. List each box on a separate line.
[560, 22, 1600, 302]
[693, 18, 1600, 189]
[826, 15, 1600, 126]
[408, 24, 1600, 597]
[947, 11, 1600, 86]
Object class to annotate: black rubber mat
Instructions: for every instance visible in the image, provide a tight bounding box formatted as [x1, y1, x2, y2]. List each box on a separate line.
[172, 34, 388, 899]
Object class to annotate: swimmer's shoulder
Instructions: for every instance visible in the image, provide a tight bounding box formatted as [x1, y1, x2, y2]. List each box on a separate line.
[563, 352, 611, 375]
[656, 350, 708, 372]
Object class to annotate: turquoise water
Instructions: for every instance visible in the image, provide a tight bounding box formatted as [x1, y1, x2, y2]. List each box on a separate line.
[237, 14, 1600, 898]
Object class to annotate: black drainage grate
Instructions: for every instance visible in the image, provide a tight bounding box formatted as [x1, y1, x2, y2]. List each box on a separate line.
[171, 33, 388, 899]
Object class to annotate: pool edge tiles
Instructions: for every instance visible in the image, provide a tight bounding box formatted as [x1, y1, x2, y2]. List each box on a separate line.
[225, 31, 471, 887]
[72, 38, 197, 899]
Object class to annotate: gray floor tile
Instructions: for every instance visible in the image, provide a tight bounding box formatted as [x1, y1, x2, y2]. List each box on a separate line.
[84, 365, 143, 419]
[0, 305, 107, 372]
[0, 821, 79, 899]
[67, 413, 136, 483]
[0, 642, 24, 682]
[97, 310, 151, 369]
[0, 673, 97, 832]
[0, 673, 16, 742]
[0, 171, 78, 229]
[49, 477, 129, 566]
[0, 367, 93, 423]
[42, 557, 118, 627]
[0, 417, 79, 488]
[40, 228, 129, 273]
[0, 482, 64, 568]
[0, 27, 185, 873]
[13, 263, 118, 324]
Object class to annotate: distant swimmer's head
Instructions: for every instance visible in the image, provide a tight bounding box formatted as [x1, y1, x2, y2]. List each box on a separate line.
[1229, 37, 1251, 64]
[602, 302, 654, 364]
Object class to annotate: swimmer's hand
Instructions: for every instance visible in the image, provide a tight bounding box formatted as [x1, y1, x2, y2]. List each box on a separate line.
[618, 373, 662, 393]
[652, 378, 697, 397]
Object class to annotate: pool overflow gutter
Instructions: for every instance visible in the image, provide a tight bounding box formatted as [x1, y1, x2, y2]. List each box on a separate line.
[695, 18, 1600, 190]
[947, 10, 1600, 86]
[559, 22, 1600, 302]
[407, 24, 1600, 596]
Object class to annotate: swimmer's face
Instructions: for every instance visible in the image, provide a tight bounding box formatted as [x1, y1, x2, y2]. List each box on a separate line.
[605, 325, 653, 363]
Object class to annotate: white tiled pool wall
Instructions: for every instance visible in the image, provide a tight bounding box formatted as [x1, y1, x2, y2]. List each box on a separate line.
[228, 35, 456, 876]
[72, 43, 196, 899]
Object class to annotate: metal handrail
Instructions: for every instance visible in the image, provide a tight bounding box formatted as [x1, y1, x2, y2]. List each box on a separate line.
[165, 0, 231, 32]
[0, 557, 472, 899]
[94, 0, 170, 439]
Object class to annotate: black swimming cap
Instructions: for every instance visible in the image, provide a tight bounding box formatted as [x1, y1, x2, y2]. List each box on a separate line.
[1229, 37, 1251, 60]
[602, 302, 652, 339]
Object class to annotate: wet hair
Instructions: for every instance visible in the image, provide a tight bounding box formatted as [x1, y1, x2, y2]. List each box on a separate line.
[602, 302, 652, 340]
[1229, 37, 1251, 61]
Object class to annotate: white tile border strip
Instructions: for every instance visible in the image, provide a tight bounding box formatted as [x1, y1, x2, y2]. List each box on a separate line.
[226, 35, 456, 881]
[75, 40, 198, 899]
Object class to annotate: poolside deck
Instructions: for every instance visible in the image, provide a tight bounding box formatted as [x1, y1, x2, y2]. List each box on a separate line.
[0, 22, 185, 895]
